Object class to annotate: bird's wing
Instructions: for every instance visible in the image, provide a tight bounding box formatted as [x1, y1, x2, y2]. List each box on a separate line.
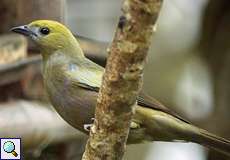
[65, 58, 103, 91]
[137, 92, 190, 124]
[66, 58, 190, 124]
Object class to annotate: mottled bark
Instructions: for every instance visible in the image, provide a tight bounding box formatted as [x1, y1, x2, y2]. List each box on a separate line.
[82, 0, 163, 160]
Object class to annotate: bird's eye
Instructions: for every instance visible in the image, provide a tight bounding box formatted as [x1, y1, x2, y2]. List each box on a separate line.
[40, 27, 50, 35]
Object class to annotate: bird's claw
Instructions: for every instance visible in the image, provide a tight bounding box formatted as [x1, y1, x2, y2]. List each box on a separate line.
[83, 118, 95, 132]
[130, 121, 140, 129]
[84, 124, 93, 132]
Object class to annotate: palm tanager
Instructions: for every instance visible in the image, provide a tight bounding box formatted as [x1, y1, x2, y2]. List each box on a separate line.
[11, 20, 230, 155]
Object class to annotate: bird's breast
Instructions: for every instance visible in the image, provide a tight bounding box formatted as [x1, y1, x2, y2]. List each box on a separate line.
[44, 71, 97, 131]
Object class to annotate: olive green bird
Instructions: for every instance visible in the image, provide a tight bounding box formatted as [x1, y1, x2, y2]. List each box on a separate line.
[11, 20, 230, 155]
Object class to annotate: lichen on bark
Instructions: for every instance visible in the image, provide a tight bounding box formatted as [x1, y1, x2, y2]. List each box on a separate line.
[82, 0, 163, 160]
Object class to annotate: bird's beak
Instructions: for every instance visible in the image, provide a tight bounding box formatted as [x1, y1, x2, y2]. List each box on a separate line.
[10, 25, 33, 37]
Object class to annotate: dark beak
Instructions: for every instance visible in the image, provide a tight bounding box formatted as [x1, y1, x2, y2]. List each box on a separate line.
[10, 25, 33, 37]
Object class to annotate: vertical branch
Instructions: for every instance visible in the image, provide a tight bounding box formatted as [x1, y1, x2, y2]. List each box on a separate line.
[82, 0, 163, 160]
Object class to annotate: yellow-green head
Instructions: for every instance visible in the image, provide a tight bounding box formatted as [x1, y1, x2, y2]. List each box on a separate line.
[11, 20, 84, 58]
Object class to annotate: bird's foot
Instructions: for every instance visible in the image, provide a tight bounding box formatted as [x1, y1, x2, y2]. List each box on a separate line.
[83, 118, 95, 132]
[130, 121, 140, 129]
[84, 124, 92, 132]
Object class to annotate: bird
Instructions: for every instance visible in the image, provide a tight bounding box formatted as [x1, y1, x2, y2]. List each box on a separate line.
[11, 20, 230, 155]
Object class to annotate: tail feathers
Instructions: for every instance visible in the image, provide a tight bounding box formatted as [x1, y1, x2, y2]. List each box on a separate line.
[192, 129, 230, 156]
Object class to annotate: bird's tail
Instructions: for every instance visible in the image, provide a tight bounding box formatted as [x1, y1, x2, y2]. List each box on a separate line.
[191, 128, 230, 156]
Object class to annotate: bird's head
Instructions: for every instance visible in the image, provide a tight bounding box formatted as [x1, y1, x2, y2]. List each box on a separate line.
[11, 20, 84, 58]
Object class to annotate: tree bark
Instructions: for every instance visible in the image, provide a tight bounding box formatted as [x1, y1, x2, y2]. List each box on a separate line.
[82, 0, 163, 160]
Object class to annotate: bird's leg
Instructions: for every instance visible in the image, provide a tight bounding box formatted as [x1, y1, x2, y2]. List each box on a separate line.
[130, 121, 140, 129]
[84, 119, 140, 132]
[83, 118, 95, 132]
